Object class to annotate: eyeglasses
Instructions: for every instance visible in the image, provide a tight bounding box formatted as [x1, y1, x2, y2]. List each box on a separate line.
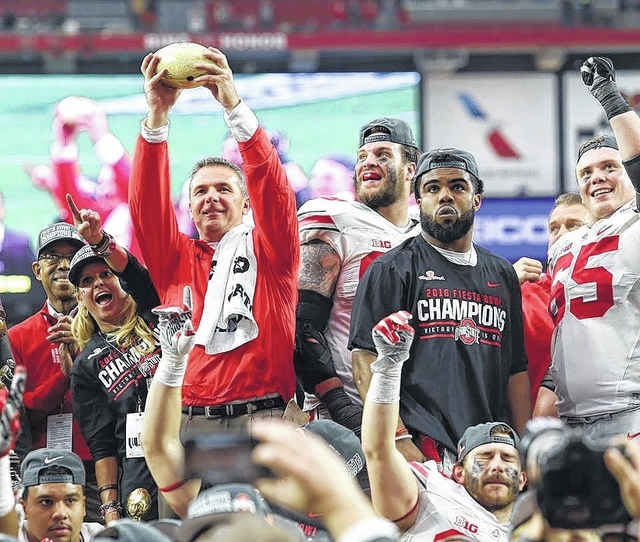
[38, 252, 76, 265]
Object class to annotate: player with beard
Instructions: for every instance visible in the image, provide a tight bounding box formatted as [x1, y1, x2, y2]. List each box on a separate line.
[349, 148, 530, 473]
[294, 117, 421, 443]
[360, 310, 526, 541]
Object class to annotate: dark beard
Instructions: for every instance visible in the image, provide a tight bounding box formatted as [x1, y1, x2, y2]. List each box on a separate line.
[421, 207, 475, 244]
[357, 168, 400, 210]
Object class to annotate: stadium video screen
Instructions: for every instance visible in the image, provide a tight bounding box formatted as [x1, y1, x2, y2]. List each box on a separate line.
[1, 72, 421, 243]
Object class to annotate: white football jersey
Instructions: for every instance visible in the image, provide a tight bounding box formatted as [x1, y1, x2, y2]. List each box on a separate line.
[548, 200, 640, 417]
[402, 461, 508, 542]
[298, 197, 420, 407]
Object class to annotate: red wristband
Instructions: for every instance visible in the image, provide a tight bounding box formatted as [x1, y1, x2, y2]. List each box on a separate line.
[159, 479, 187, 493]
[395, 427, 409, 437]
[392, 495, 420, 523]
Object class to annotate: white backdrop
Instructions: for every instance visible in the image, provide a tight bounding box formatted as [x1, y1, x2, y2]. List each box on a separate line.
[424, 72, 558, 197]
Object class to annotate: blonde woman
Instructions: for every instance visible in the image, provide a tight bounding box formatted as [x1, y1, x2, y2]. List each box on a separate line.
[67, 196, 161, 524]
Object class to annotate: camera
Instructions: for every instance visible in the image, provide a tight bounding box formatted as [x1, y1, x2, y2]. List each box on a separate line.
[184, 429, 273, 487]
[520, 418, 631, 530]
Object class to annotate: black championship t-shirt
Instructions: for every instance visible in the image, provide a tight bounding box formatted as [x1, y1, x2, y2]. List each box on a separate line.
[349, 235, 527, 452]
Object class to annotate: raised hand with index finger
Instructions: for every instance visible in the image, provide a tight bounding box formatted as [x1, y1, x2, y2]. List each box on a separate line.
[66, 193, 103, 245]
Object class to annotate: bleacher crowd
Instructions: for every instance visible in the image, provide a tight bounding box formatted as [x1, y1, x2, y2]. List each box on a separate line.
[0, 0, 637, 36]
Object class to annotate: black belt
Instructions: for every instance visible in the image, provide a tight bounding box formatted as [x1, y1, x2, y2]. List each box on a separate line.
[182, 397, 286, 418]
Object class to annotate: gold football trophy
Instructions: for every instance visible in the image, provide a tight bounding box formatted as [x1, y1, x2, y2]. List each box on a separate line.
[125, 488, 151, 521]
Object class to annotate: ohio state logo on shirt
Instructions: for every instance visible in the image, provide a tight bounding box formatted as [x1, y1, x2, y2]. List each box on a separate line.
[454, 318, 480, 345]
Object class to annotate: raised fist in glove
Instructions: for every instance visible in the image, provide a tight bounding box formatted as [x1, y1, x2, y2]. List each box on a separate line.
[580, 56, 632, 120]
[151, 286, 195, 386]
[371, 310, 414, 372]
[0, 366, 26, 457]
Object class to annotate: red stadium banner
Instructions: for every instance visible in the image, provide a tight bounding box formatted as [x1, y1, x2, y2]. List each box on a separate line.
[2, 26, 640, 55]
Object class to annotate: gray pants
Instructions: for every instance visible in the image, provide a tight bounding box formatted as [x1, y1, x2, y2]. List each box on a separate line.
[179, 406, 285, 439]
[562, 404, 640, 443]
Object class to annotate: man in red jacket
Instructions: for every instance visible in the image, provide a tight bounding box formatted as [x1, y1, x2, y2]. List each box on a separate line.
[7, 222, 103, 522]
[129, 47, 298, 438]
[512, 193, 592, 412]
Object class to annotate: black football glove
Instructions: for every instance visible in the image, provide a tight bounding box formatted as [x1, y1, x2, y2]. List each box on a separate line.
[581, 56, 632, 120]
[294, 322, 339, 395]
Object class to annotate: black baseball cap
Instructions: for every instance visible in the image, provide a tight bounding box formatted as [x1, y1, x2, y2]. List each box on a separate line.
[36, 222, 85, 257]
[304, 420, 365, 478]
[175, 483, 273, 542]
[416, 147, 480, 181]
[456, 421, 519, 463]
[414, 147, 483, 196]
[359, 117, 419, 150]
[68, 245, 106, 287]
[21, 449, 86, 487]
[576, 134, 619, 162]
[269, 420, 368, 534]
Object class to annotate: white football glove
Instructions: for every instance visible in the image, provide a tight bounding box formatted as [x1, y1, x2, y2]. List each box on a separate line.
[151, 286, 195, 386]
[371, 310, 414, 373]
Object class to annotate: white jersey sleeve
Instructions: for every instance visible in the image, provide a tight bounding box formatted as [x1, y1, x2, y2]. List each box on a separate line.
[298, 197, 420, 406]
[402, 461, 508, 542]
[548, 200, 640, 417]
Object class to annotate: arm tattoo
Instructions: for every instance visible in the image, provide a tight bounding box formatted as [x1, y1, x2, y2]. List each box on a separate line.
[299, 240, 341, 298]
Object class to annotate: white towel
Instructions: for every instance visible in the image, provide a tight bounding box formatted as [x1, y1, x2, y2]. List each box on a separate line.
[194, 224, 258, 354]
